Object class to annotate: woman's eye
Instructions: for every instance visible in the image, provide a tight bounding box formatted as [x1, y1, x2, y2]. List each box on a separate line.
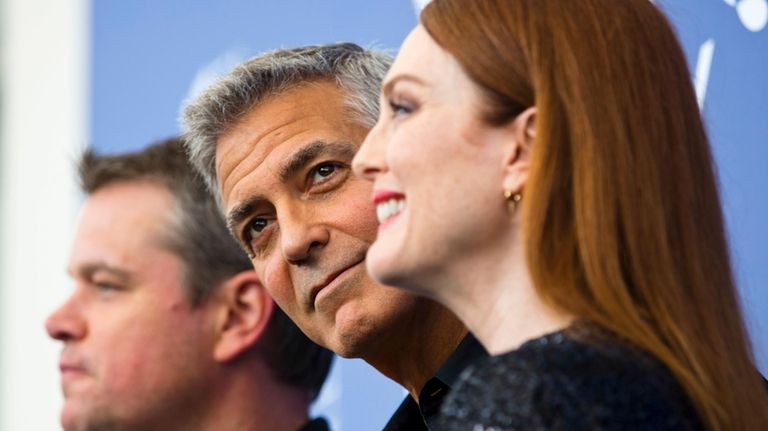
[389, 100, 414, 117]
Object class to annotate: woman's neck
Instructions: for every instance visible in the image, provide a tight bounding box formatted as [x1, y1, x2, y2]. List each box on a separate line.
[438, 237, 572, 356]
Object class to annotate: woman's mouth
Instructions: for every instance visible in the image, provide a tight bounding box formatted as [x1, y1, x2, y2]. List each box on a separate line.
[373, 190, 406, 225]
[376, 197, 406, 224]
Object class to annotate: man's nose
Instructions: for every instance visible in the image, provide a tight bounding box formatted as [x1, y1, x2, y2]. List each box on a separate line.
[45, 294, 87, 342]
[279, 206, 330, 265]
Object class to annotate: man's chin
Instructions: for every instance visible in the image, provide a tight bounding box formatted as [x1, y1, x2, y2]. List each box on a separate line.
[322, 305, 383, 358]
[327, 331, 372, 358]
[328, 341, 376, 360]
[61, 405, 88, 431]
[61, 402, 123, 431]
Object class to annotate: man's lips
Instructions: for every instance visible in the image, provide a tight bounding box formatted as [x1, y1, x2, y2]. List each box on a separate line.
[308, 258, 364, 308]
[59, 352, 88, 375]
[60, 361, 86, 373]
[59, 361, 89, 385]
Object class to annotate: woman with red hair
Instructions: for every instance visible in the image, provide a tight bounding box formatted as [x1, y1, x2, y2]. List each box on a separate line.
[353, 0, 768, 429]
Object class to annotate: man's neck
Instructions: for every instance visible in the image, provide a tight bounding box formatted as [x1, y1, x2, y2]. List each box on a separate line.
[362, 298, 468, 400]
[192, 363, 311, 431]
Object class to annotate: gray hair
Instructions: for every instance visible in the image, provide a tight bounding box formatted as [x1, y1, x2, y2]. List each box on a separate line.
[181, 42, 392, 198]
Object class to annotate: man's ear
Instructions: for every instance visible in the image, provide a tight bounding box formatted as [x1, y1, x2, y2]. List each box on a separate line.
[501, 106, 537, 194]
[212, 270, 274, 363]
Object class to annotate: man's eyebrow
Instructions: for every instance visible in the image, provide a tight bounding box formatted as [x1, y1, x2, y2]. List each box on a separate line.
[279, 140, 357, 181]
[381, 73, 427, 99]
[71, 262, 132, 282]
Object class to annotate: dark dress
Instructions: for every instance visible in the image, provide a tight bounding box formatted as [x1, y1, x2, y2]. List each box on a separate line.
[436, 327, 703, 430]
[297, 417, 331, 431]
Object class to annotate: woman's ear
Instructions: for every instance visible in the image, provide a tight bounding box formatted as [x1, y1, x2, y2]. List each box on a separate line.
[502, 106, 537, 194]
[212, 270, 274, 363]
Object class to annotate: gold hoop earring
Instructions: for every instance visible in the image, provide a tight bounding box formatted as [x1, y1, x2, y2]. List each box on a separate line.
[504, 190, 522, 213]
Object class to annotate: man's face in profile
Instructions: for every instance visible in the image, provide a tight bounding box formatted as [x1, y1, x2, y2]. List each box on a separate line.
[46, 181, 218, 431]
[217, 80, 419, 357]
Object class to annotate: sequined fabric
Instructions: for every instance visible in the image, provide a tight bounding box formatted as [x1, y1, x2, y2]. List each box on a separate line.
[436, 328, 702, 430]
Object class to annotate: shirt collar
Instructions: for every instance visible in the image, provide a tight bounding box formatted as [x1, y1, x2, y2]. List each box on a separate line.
[418, 333, 489, 423]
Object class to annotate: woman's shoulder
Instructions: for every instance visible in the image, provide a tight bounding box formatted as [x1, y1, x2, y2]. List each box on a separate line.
[437, 328, 702, 430]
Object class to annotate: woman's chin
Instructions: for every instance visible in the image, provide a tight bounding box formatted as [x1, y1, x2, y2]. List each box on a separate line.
[365, 242, 403, 287]
[366, 245, 440, 301]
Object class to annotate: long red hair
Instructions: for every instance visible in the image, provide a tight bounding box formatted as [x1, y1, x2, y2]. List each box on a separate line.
[421, 0, 768, 429]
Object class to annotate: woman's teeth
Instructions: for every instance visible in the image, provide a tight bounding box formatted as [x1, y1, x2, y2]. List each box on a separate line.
[376, 198, 406, 224]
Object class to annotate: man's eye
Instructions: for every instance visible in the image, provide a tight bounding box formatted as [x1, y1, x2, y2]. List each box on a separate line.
[91, 281, 121, 295]
[248, 218, 270, 238]
[242, 216, 276, 257]
[310, 163, 340, 185]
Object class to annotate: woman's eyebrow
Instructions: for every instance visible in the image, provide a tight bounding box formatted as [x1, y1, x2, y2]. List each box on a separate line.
[381, 74, 427, 99]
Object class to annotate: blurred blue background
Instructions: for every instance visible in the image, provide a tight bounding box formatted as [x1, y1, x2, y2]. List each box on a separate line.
[90, 1, 767, 429]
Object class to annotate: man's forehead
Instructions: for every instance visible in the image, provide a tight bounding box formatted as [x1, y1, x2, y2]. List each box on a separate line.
[69, 182, 177, 272]
[68, 220, 143, 284]
[216, 82, 350, 157]
[215, 84, 364, 206]
[217, 122, 348, 203]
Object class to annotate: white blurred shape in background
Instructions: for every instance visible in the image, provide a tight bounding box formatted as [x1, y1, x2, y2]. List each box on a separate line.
[0, 0, 88, 429]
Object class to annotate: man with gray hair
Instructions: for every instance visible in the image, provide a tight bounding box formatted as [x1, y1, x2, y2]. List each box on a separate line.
[183, 43, 487, 429]
[47, 138, 333, 431]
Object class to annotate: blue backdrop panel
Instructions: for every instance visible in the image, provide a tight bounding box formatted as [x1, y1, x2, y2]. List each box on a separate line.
[659, 0, 767, 374]
[92, 1, 767, 429]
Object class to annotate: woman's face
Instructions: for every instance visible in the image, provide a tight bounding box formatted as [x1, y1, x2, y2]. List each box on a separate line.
[353, 25, 522, 298]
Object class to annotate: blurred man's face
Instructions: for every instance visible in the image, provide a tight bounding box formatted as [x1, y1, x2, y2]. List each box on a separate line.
[217, 81, 421, 357]
[46, 181, 219, 431]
